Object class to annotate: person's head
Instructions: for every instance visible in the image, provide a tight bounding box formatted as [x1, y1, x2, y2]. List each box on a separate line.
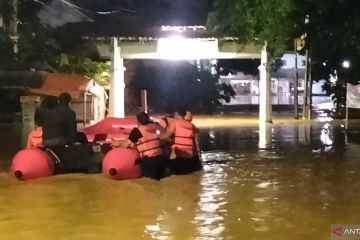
[35, 95, 58, 126]
[58, 92, 72, 106]
[41, 95, 58, 109]
[136, 111, 150, 125]
[174, 107, 187, 119]
[184, 111, 193, 122]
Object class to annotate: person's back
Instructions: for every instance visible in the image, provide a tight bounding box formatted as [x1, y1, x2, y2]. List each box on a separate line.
[42, 93, 95, 174]
[136, 122, 163, 158]
[172, 117, 195, 158]
[112, 111, 167, 180]
[160, 108, 202, 174]
[27, 96, 53, 148]
[42, 93, 77, 147]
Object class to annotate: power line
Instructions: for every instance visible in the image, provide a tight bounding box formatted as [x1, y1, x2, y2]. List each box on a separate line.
[56, 0, 138, 15]
[30, 0, 93, 25]
[30, 0, 138, 15]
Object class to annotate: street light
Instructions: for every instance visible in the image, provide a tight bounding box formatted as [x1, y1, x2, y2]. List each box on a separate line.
[342, 60, 351, 69]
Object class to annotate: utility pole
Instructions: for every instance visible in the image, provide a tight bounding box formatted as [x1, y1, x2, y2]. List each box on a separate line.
[10, 0, 19, 57]
[307, 57, 312, 120]
[294, 39, 299, 119]
[302, 50, 309, 120]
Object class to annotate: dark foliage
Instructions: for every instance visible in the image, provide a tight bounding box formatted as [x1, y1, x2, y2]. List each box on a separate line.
[131, 60, 235, 114]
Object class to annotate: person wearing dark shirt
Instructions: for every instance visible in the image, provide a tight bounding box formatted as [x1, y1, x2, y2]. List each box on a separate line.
[112, 111, 167, 180]
[34, 95, 58, 128]
[42, 92, 77, 148]
[27, 96, 58, 148]
[41, 93, 96, 174]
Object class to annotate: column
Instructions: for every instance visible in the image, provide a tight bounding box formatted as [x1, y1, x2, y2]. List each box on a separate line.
[20, 95, 40, 125]
[109, 37, 125, 118]
[258, 45, 272, 149]
[258, 45, 272, 123]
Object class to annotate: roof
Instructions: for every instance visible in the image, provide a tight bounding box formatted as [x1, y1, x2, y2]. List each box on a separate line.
[30, 73, 93, 99]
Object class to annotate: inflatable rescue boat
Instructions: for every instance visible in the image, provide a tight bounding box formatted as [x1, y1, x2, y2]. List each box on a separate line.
[11, 117, 140, 180]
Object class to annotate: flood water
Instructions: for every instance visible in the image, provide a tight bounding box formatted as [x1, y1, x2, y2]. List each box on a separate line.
[0, 119, 360, 240]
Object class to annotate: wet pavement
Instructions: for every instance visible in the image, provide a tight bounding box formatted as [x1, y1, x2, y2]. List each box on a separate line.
[0, 116, 360, 240]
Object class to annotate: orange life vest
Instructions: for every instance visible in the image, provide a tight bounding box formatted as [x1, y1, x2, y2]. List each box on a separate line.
[136, 123, 163, 158]
[26, 127, 43, 148]
[171, 119, 195, 157]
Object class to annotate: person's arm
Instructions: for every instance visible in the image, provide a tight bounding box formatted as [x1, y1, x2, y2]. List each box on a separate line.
[112, 128, 141, 149]
[159, 121, 175, 140]
[111, 139, 133, 148]
[157, 118, 168, 134]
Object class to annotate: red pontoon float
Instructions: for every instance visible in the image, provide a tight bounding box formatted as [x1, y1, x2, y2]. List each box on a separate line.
[102, 148, 141, 180]
[11, 148, 54, 180]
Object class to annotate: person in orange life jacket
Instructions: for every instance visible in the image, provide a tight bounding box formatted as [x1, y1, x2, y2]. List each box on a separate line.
[26, 96, 57, 148]
[160, 108, 202, 174]
[158, 110, 200, 161]
[183, 110, 202, 171]
[112, 111, 167, 180]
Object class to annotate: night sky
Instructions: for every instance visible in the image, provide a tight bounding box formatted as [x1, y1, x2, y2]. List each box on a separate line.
[23, 0, 258, 74]
[66, 0, 214, 25]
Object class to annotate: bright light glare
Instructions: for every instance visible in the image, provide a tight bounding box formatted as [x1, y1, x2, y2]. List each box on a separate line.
[342, 60, 351, 69]
[157, 36, 218, 60]
[320, 123, 333, 145]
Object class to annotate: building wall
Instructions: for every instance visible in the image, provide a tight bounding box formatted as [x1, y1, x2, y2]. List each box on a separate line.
[219, 53, 314, 106]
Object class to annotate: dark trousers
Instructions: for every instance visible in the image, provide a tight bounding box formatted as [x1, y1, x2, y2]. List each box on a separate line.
[140, 155, 167, 180]
[169, 156, 202, 175]
[46, 143, 107, 174]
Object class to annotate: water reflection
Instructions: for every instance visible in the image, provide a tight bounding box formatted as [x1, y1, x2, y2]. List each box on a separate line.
[320, 123, 333, 146]
[194, 155, 228, 240]
[258, 122, 272, 149]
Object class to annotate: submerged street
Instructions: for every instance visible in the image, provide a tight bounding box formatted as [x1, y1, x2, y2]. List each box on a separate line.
[0, 116, 360, 240]
[1, 0, 360, 239]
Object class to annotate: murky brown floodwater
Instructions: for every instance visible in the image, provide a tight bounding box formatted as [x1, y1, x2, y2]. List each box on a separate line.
[0, 119, 360, 240]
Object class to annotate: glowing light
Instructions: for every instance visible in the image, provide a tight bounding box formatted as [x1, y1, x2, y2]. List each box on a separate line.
[157, 36, 218, 60]
[161, 25, 206, 32]
[342, 60, 351, 69]
[330, 73, 338, 83]
[210, 59, 218, 65]
[320, 123, 333, 146]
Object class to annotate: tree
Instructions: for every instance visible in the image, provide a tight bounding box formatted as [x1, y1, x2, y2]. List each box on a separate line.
[207, 0, 295, 56]
[0, 0, 109, 86]
[58, 54, 109, 86]
[294, 0, 360, 114]
[209, 0, 360, 114]
[131, 60, 235, 113]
